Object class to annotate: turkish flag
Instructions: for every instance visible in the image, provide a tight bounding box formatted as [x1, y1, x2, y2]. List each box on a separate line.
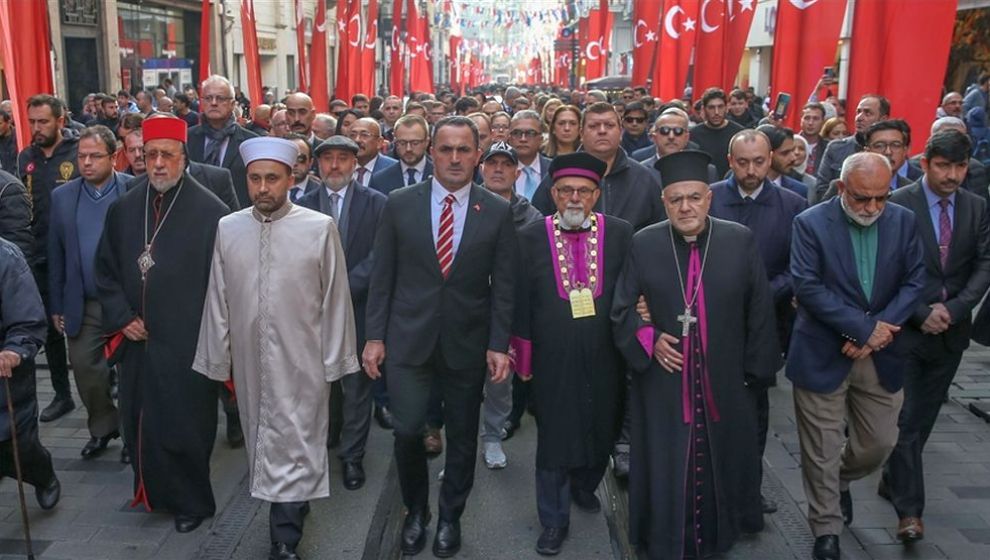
[771, 0, 847, 129]
[310, 0, 329, 110]
[0, 0, 54, 151]
[294, 0, 308, 93]
[359, 0, 379, 96]
[654, 0, 699, 101]
[583, 7, 613, 81]
[199, 0, 212, 85]
[693, 0, 757, 97]
[631, 0, 662, 89]
[240, 0, 263, 107]
[449, 35, 462, 95]
[846, 0, 956, 154]
[407, 0, 433, 94]
[389, 0, 405, 96]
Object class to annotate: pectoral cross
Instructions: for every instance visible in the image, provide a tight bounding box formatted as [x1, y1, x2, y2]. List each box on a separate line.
[677, 307, 697, 337]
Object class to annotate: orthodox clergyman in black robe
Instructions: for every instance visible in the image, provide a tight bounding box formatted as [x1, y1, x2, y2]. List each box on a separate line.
[611, 150, 781, 559]
[510, 153, 633, 555]
[95, 117, 229, 532]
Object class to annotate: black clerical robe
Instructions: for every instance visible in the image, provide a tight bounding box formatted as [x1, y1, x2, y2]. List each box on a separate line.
[611, 218, 781, 559]
[95, 174, 229, 518]
[511, 214, 632, 469]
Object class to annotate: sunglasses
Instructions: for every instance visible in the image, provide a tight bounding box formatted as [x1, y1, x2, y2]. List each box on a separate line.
[656, 126, 687, 137]
[624, 116, 646, 124]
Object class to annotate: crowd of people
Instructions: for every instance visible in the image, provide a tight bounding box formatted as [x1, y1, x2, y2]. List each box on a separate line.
[0, 73, 989, 560]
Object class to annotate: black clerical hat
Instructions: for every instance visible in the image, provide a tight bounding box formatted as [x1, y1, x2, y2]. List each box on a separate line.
[654, 150, 712, 188]
[549, 152, 607, 183]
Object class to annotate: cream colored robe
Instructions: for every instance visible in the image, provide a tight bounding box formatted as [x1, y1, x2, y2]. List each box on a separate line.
[193, 202, 359, 502]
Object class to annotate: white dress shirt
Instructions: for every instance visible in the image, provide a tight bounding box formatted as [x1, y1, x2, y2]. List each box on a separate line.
[430, 179, 471, 256]
[514, 156, 542, 200]
[401, 157, 429, 186]
[354, 155, 380, 187]
[325, 184, 349, 220]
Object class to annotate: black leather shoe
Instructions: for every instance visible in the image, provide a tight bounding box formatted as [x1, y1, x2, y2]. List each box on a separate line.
[761, 495, 778, 514]
[432, 519, 461, 558]
[401, 509, 431, 555]
[120, 445, 131, 464]
[226, 414, 244, 448]
[374, 405, 394, 430]
[812, 534, 840, 560]
[571, 488, 601, 513]
[535, 526, 568, 556]
[502, 419, 520, 441]
[612, 451, 630, 479]
[35, 476, 60, 510]
[840, 490, 853, 526]
[174, 514, 204, 533]
[81, 431, 120, 458]
[343, 461, 365, 490]
[269, 542, 301, 560]
[39, 395, 75, 423]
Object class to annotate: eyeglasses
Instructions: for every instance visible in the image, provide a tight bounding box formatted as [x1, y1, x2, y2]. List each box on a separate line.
[656, 126, 687, 136]
[202, 95, 233, 104]
[624, 116, 647, 124]
[510, 129, 541, 139]
[846, 192, 891, 204]
[554, 186, 597, 198]
[395, 139, 426, 149]
[144, 150, 181, 162]
[492, 125, 509, 132]
[348, 130, 377, 140]
[867, 141, 905, 151]
[78, 152, 110, 162]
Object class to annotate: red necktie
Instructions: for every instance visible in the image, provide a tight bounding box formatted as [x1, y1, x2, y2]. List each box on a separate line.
[436, 194, 455, 278]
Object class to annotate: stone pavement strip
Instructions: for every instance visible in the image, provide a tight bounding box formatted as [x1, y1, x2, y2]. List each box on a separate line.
[5, 340, 990, 559]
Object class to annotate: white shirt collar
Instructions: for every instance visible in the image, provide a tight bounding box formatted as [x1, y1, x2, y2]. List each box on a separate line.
[364, 155, 379, 173]
[431, 178, 471, 206]
[402, 157, 427, 175]
[325, 183, 349, 200]
[739, 183, 763, 200]
[519, 156, 541, 175]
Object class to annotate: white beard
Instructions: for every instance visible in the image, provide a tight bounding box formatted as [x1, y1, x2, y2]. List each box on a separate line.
[840, 195, 882, 227]
[559, 208, 589, 229]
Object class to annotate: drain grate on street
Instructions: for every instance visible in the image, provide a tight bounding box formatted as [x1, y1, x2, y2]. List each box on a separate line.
[762, 467, 815, 558]
[193, 473, 261, 560]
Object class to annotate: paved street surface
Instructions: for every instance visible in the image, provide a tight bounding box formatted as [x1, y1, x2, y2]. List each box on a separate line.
[3, 343, 990, 559]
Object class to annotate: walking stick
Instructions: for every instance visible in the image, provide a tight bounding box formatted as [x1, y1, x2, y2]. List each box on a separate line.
[4, 377, 35, 560]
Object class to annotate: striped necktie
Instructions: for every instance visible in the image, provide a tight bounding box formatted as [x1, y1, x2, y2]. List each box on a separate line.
[436, 194, 455, 278]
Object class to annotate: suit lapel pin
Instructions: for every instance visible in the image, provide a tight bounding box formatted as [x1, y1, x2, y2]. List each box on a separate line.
[473, 203, 481, 212]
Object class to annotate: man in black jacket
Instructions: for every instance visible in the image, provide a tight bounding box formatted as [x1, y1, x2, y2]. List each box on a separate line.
[0, 170, 32, 258]
[17, 94, 79, 422]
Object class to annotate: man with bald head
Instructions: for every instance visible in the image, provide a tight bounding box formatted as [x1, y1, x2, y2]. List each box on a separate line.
[939, 92, 963, 119]
[710, 129, 808, 514]
[348, 117, 397, 188]
[247, 104, 271, 136]
[788, 152, 926, 560]
[285, 92, 317, 144]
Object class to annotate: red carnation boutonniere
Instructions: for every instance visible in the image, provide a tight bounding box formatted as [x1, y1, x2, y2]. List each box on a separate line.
[473, 203, 481, 212]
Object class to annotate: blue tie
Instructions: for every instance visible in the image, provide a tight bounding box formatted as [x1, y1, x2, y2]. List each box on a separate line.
[523, 167, 537, 200]
[407, 167, 417, 186]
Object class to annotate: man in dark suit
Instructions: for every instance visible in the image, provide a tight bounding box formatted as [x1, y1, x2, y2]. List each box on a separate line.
[348, 118, 398, 188]
[285, 133, 323, 203]
[756, 124, 809, 199]
[363, 116, 516, 557]
[883, 131, 990, 542]
[819, 120, 923, 202]
[788, 153, 926, 560]
[640, 108, 719, 184]
[186, 75, 259, 207]
[48, 126, 130, 461]
[298, 136, 387, 492]
[508, 110, 551, 201]
[910, 117, 990, 205]
[187, 161, 240, 211]
[368, 114, 434, 196]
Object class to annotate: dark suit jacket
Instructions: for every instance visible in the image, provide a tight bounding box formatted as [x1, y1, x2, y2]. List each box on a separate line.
[186, 123, 259, 207]
[889, 183, 990, 349]
[188, 161, 240, 211]
[909, 154, 990, 206]
[368, 158, 434, 195]
[298, 183, 387, 346]
[366, 181, 516, 369]
[48, 172, 132, 336]
[786, 198, 927, 394]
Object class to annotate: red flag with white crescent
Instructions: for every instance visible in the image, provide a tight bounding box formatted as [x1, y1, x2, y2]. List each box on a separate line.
[240, 0, 263, 107]
[693, 0, 756, 97]
[359, 0, 378, 96]
[771, 0, 847, 128]
[631, 0, 662, 89]
[294, 0, 308, 92]
[654, 0, 699, 100]
[389, 0, 404, 96]
[310, 0, 329, 109]
[407, 0, 433, 93]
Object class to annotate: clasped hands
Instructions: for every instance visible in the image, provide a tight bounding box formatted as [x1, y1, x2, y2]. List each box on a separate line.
[842, 320, 900, 359]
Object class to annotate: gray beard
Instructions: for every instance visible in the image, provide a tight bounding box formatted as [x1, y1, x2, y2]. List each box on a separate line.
[840, 195, 882, 227]
[149, 178, 178, 193]
[560, 208, 588, 229]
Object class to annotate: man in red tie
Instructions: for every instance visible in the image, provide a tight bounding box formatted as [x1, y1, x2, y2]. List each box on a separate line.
[363, 116, 516, 558]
